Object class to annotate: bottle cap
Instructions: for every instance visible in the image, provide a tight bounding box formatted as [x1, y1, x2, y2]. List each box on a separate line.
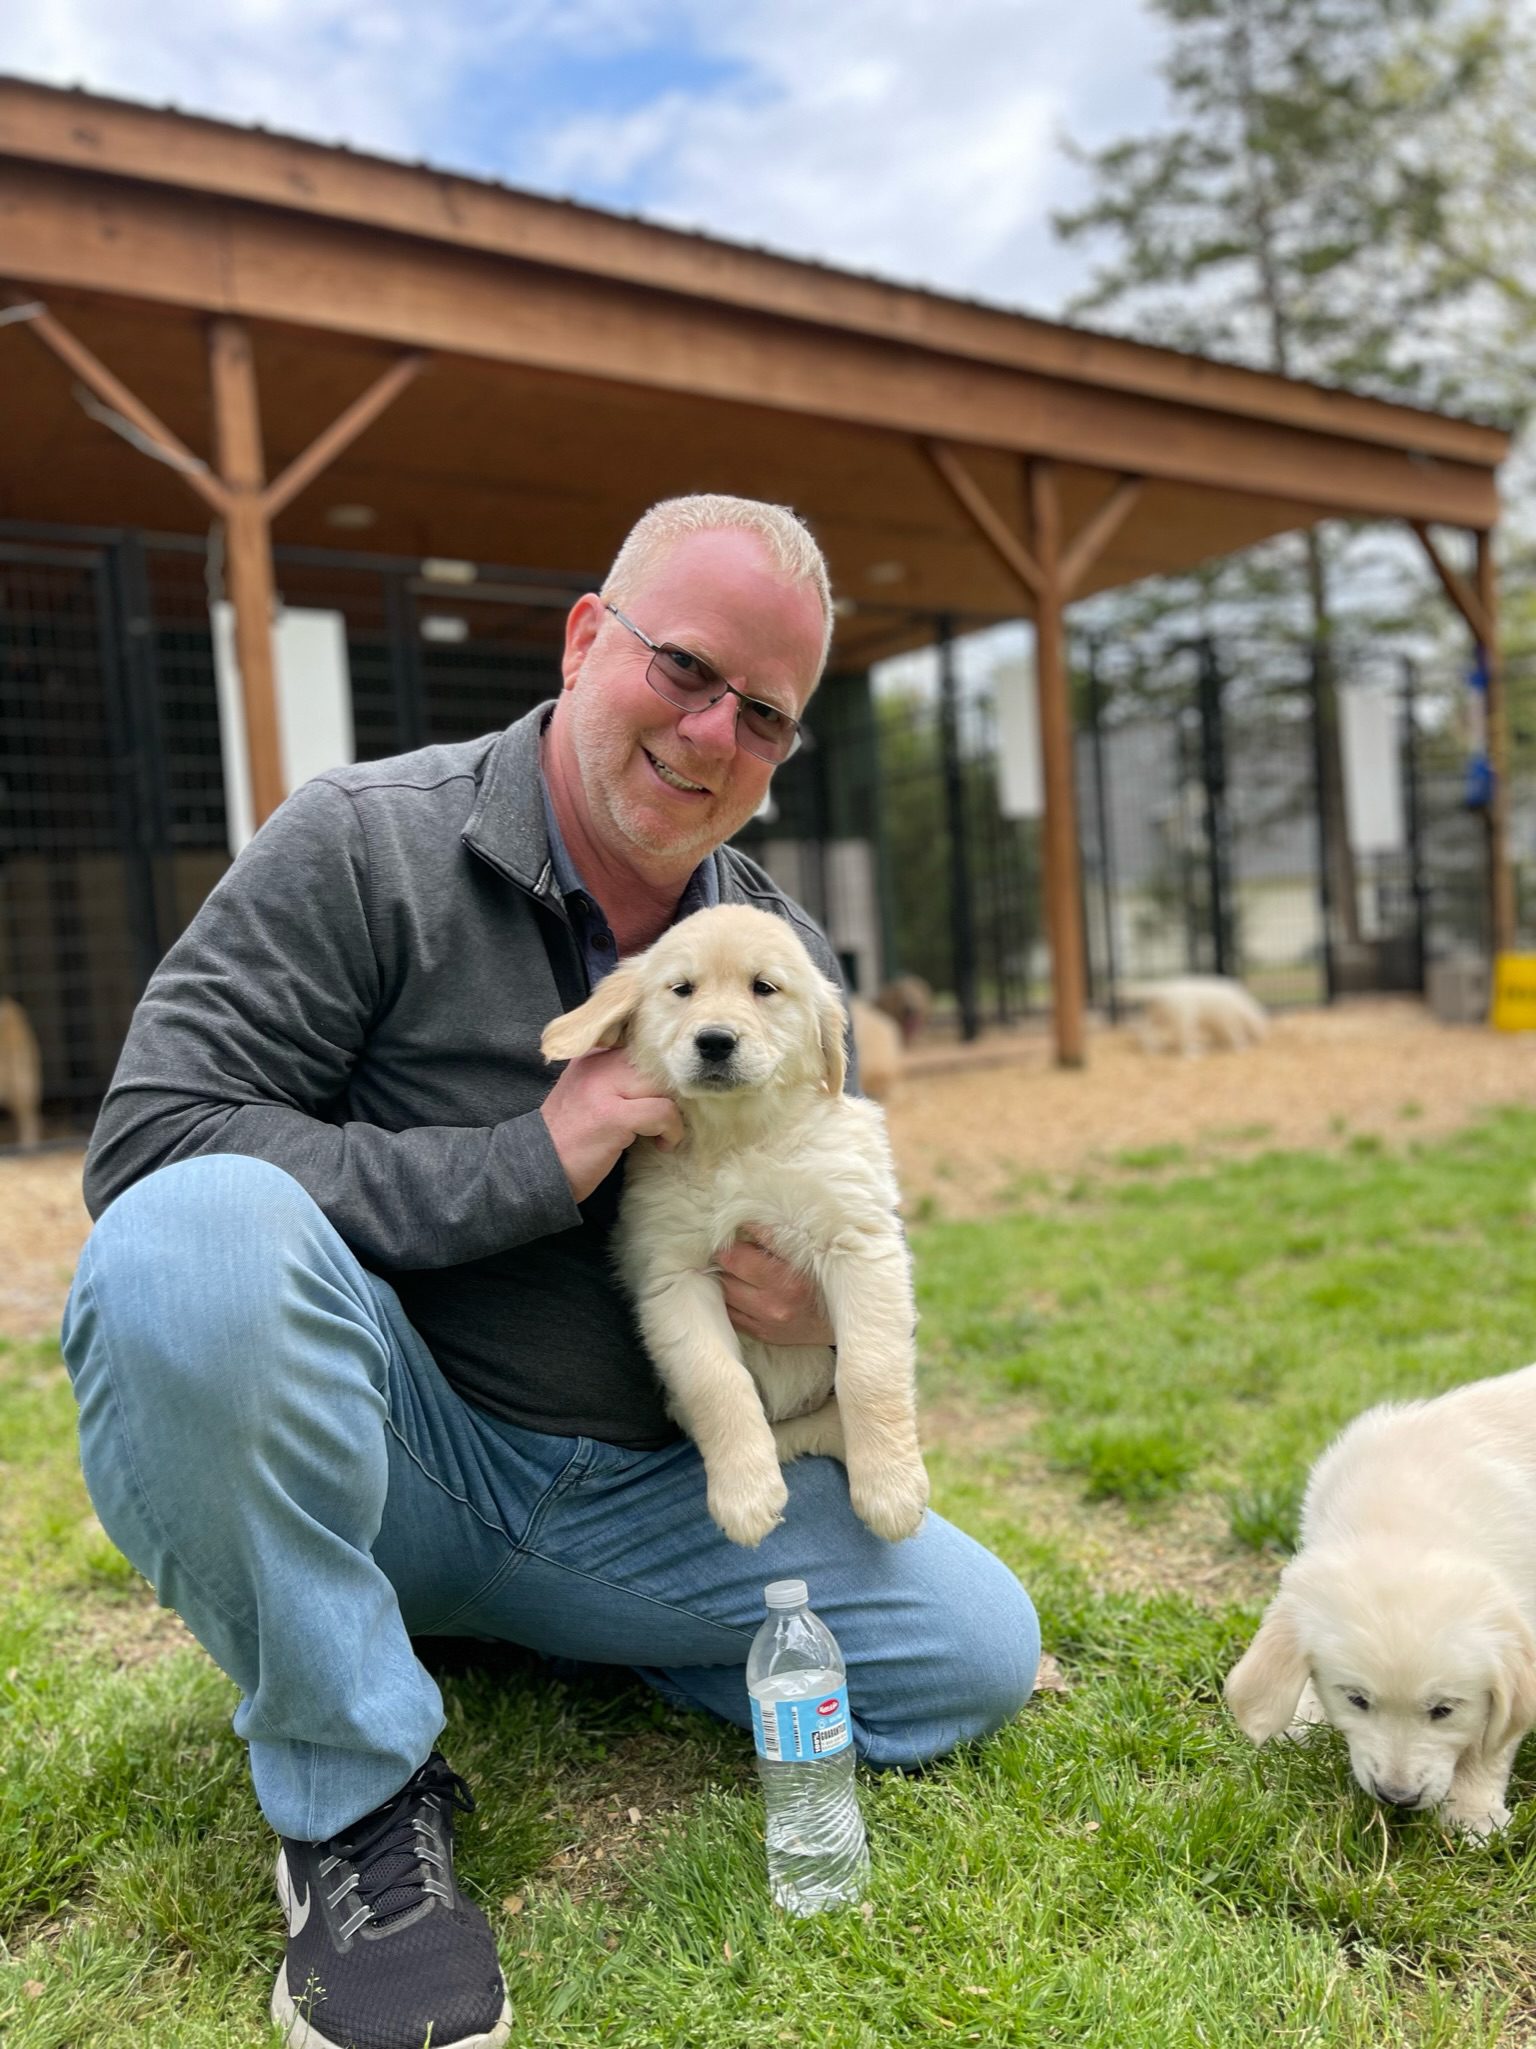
[764, 1578, 808, 1610]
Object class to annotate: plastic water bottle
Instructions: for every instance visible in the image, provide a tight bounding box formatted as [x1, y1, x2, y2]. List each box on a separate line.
[746, 1579, 869, 1915]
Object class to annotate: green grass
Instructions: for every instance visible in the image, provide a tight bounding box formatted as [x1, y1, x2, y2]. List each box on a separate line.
[9, 1109, 1536, 2043]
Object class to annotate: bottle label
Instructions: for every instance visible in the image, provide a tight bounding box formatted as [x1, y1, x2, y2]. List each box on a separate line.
[751, 1687, 852, 1762]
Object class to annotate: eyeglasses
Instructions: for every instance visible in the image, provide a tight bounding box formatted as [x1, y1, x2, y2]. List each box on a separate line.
[603, 603, 804, 764]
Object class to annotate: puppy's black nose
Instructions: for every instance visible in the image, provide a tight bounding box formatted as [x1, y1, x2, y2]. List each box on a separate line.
[694, 1028, 738, 1064]
[1372, 1780, 1422, 1809]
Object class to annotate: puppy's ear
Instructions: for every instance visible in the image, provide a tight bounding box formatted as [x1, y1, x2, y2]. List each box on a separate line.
[1484, 1613, 1536, 1757]
[1225, 1591, 1310, 1744]
[818, 982, 849, 1096]
[541, 964, 642, 1063]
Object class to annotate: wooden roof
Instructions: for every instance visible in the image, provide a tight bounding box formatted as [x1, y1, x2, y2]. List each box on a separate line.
[0, 76, 1510, 667]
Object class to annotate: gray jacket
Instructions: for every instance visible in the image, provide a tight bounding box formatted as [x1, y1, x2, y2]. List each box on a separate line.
[85, 703, 846, 1447]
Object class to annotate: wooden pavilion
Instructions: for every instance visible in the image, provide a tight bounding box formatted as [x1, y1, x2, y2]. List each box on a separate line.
[0, 75, 1512, 1064]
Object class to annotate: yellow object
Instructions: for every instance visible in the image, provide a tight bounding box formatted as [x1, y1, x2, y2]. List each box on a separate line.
[1489, 953, 1536, 1030]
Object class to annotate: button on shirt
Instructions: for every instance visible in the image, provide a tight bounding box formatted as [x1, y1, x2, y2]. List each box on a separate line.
[539, 775, 719, 985]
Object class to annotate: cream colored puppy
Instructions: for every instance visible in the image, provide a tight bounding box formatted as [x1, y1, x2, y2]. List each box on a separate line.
[1225, 1362, 1536, 1840]
[0, 996, 42, 1148]
[1132, 975, 1267, 1056]
[848, 997, 903, 1103]
[542, 905, 928, 1549]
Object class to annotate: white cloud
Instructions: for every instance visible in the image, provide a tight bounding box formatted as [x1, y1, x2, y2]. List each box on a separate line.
[528, 0, 1155, 311]
[517, 0, 1165, 312]
[2, 0, 1168, 314]
[2, 0, 468, 156]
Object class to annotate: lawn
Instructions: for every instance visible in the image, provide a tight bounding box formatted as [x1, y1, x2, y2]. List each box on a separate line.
[6, 1109, 1536, 2046]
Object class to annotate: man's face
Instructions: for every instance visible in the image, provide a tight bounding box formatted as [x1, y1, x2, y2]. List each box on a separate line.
[556, 529, 825, 870]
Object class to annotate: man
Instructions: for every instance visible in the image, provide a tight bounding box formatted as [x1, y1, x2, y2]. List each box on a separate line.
[63, 495, 1040, 2049]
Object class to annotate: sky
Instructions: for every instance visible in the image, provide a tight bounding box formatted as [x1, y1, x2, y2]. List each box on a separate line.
[0, 0, 1171, 320]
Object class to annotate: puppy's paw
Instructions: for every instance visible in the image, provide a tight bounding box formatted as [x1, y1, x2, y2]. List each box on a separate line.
[849, 1457, 930, 1543]
[1441, 1793, 1512, 1843]
[709, 1465, 789, 1548]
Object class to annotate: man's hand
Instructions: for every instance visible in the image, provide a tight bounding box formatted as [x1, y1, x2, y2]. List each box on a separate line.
[540, 1047, 684, 1204]
[716, 1232, 835, 1348]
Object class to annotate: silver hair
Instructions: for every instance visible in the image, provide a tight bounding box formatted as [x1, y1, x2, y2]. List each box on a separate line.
[601, 494, 834, 675]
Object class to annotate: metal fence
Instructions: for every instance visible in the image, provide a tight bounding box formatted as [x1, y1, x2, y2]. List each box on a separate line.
[1, 524, 586, 1138]
[0, 520, 1510, 1141]
[867, 629, 1501, 1035]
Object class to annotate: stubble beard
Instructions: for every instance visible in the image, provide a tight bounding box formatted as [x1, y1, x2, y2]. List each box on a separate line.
[571, 701, 744, 867]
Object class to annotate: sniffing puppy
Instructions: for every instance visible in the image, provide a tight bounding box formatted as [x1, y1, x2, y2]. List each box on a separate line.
[1130, 975, 1268, 1056]
[541, 905, 928, 1549]
[1225, 1362, 1536, 1840]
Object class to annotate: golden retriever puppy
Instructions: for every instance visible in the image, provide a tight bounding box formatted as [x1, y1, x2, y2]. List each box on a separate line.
[0, 996, 43, 1148]
[1225, 1362, 1536, 1839]
[875, 973, 932, 1046]
[1131, 975, 1268, 1057]
[541, 905, 928, 1550]
[848, 997, 903, 1103]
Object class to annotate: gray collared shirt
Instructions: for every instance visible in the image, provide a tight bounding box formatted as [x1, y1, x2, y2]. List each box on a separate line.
[539, 774, 719, 987]
[85, 705, 843, 1447]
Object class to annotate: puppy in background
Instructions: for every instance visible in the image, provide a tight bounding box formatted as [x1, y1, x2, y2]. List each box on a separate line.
[542, 904, 928, 1550]
[848, 996, 903, 1103]
[0, 996, 42, 1148]
[875, 972, 932, 1047]
[1225, 1362, 1536, 1840]
[1129, 974, 1267, 1057]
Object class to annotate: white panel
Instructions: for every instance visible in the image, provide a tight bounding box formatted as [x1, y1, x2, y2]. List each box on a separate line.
[211, 602, 254, 858]
[213, 603, 355, 856]
[993, 654, 1043, 821]
[277, 609, 355, 789]
[824, 838, 881, 996]
[1340, 684, 1405, 855]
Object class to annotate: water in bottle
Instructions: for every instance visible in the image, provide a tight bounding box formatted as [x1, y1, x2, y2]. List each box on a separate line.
[746, 1579, 869, 1915]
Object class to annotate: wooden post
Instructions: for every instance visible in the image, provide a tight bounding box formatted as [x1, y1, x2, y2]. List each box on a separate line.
[208, 317, 285, 829]
[1477, 528, 1515, 953]
[1028, 458, 1087, 1066]
[923, 442, 1139, 1067]
[11, 289, 421, 832]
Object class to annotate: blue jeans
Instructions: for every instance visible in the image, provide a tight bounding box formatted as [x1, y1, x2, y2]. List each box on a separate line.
[61, 1156, 1039, 1841]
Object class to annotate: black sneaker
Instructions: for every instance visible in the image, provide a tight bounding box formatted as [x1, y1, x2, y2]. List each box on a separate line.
[271, 1753, 511, 2049]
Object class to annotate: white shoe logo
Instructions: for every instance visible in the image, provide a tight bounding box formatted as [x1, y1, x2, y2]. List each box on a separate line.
[287, 1881, 312, 1938]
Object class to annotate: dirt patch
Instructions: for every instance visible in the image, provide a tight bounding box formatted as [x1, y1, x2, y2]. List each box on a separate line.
[0, 1150, 91, 1345]
[922, 1396, 1280, 1615]
[887, 998, 1536, 1218]
[3, 1000, 1534, 1341]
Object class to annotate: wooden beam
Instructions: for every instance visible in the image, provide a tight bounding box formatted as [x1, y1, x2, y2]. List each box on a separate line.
[915, 437, 1087, 1063]
[1061, 475, 1143, 598]
[208, 316, 285, 829]
[1028, 458, 1088, 1069]
[923, 439, 1045, 602]
[5, 289, 230, 516]
[0, 79, 1507, 471]
[1477, 529, 1515, 954]
[1409, 520, 1495, 648]
[0, 172, 1502, 530]
[262, 351, 426, 520]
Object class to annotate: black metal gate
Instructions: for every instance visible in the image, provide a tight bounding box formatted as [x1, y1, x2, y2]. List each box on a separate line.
[0, 520, 1506, 1133]
[0, 537, 164, 1134]
[1, 522, 586, 1139]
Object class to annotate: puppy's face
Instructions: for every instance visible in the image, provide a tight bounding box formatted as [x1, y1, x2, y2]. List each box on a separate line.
[1226, 1545, 1536, 1812]
[541, 904, 847, 1102]
[1309, 1577, 1512, 1811]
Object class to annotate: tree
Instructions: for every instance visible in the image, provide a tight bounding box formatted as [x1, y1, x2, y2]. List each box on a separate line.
[1054, 0, 1535, 962]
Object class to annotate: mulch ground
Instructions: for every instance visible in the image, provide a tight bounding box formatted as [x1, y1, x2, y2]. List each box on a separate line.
[886, 997, 1536, 1216]
[4, 998, 1533, 1343]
